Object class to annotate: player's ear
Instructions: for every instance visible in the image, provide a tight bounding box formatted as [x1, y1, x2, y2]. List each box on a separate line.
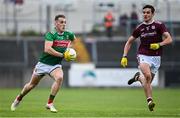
[152, 13, 155, 16]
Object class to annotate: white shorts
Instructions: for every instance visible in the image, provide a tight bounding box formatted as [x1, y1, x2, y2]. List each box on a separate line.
[33, 62, 62, 76]
[137, 54, 161, 74]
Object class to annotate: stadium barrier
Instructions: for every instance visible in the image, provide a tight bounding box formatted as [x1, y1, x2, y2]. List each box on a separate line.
[0, 38, 179, 88]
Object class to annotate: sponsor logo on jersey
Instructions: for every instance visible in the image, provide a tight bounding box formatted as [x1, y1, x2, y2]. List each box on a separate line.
[53, 40, 71, 47]
[140, 31, 157, 38]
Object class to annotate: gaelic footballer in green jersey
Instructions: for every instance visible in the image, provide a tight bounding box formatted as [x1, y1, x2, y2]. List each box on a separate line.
[39, 28, 76, 65]
[11, 14, 77, 113]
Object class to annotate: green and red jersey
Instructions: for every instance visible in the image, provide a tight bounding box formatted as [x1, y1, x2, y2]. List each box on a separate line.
[39, 28, 75, 65]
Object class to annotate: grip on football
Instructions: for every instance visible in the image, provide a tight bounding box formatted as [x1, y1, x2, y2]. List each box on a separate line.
[63, 48, 77, 61]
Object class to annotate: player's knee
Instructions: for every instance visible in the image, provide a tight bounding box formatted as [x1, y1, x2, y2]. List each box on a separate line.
[144, 73, 152, 83]
[55, 76, 63, 84]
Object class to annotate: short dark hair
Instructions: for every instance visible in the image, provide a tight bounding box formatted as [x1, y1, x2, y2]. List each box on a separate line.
[55, 14, 66, 21]
[143, 5, 155, 14]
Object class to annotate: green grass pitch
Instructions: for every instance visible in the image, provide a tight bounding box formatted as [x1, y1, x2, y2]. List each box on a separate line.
[0, 88, 180, 117]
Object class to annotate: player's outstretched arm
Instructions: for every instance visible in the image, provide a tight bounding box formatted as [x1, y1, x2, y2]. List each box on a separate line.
[120, 36, 136, 67]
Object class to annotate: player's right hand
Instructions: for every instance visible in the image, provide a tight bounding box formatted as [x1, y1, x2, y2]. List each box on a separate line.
[121, 56, 128, 67]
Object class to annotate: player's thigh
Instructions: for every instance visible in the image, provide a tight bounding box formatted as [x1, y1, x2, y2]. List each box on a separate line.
[139, 63, 151, 77]
[50, 67, 64, 81]
[29, 74, 43, 86]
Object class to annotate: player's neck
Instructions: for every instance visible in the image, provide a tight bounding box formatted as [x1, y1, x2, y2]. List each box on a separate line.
[144, 19, 154, 25]
[55, 28, 64, 35]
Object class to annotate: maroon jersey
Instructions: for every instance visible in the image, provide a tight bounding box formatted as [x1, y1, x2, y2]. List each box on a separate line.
[132, 20, 168, 56]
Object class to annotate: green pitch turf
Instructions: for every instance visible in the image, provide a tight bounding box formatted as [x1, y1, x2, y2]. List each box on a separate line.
[0, 88, 180, 117]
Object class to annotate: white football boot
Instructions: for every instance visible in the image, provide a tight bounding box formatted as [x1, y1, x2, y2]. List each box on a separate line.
[11, 98, 21, 111]
[46, 103, 58, 113]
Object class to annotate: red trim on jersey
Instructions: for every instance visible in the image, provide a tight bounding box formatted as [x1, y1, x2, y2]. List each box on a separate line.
[53, 40, 71, 47]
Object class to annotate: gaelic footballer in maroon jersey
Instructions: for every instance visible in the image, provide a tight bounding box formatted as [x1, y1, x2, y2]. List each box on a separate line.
[121, 5, 172, 111]
[132, 20, 168, 56]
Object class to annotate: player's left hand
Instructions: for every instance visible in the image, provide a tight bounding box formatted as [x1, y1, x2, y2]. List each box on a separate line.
[64, 49, 71, 61]
[150, 43, 160, 50]
[121, 56, 128, 68]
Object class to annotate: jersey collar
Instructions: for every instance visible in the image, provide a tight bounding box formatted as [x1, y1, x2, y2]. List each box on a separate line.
[143, 20, 154, 25]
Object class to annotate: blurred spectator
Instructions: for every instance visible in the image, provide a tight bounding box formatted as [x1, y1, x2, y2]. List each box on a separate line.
[130, 4, 139, 30]
[119, 13, 129, 28]
[104, 11, 115, 39]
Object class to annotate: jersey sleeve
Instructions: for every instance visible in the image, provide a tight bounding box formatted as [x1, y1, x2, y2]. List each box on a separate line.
[132, 27, 140, 38]
[69, 32, 76, 41]
[159, 23, 168, 34]
[44, 32, 54, 41]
